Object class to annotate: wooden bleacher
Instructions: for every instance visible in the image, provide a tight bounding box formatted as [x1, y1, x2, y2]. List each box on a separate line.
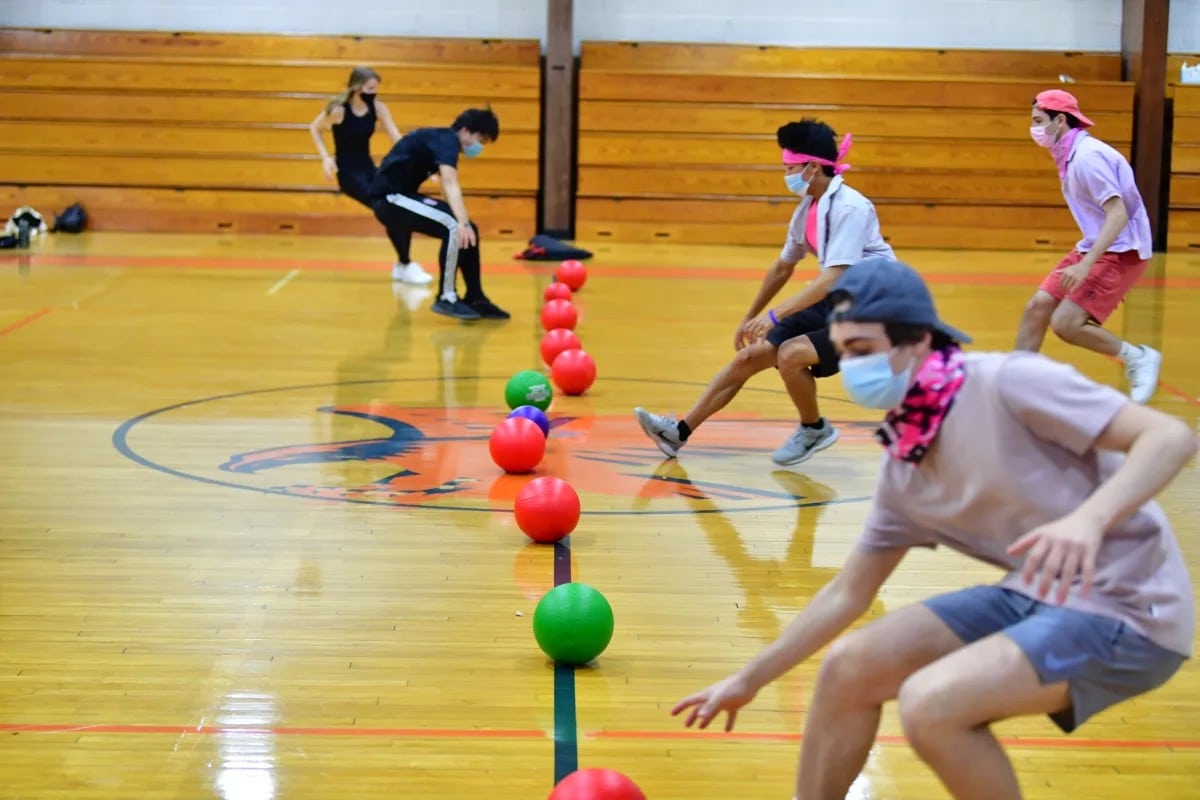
[0, 28, 540, 238]
[576, 41, 1133, 251]
[1169, 84, 1200, 251]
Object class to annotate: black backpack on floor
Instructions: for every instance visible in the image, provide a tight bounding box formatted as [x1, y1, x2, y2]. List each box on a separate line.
[52, 203, 88, 233]
[513, 234, 593, 261]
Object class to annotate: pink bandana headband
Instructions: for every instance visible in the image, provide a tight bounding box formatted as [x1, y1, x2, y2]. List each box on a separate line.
[782, 132, 854, 175]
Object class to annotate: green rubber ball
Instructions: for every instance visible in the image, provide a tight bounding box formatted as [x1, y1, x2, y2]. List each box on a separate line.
[532, 583, 615, 666]
[505, 369, 554, 412]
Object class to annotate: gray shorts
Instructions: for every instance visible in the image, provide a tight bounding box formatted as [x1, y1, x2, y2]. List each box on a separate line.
[924, 585, 1186, 732]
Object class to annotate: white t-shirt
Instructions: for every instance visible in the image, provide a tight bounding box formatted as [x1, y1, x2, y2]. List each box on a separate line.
[780, 175, 895, 268]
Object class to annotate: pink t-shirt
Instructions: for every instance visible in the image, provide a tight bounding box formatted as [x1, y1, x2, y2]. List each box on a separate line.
[804, 202, 819, 252]
[859, 352, 1194, 656]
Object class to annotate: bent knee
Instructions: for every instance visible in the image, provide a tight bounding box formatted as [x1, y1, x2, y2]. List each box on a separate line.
[1049, 307, 1088, 340]
[777, 337, 816, 368]
[896, 673, 957, 749]
[1023, 292, 1057, 319]
[815, 633, 892, 700]
[732, 343, 777, 374]
[1049, 317, 1075, 340]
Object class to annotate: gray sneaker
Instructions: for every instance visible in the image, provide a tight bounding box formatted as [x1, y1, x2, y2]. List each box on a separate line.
[634, 407, 685, 458]
[771, 420, 839, 466]
[431, 297, 482, 320]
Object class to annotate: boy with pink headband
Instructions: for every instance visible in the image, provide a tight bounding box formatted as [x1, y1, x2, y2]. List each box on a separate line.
[634, 119, 894, 465]
[1016, 89, 1161, 403]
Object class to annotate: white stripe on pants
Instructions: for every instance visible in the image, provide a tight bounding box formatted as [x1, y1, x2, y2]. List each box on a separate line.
[385, 192, 460, 302]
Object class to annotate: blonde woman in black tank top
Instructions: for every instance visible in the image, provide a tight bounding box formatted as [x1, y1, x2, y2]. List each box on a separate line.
[310, 66, 432, 286]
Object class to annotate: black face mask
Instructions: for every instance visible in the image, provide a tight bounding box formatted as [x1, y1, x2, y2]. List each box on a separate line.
[360, 92, 377, 102]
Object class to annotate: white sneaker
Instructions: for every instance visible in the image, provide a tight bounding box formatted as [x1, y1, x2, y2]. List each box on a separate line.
[771, 420, 840, 466]
[1124, 345, 1162, 404]
[633, 408, 685, 458]
[392, 262, 433, 285]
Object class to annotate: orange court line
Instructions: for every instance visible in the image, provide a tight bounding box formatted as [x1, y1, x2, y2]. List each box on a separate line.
[6, 253, 1197, 404]
[1, 722, 1198, 750]
[1156, 379, 1200, 407]
[7, 252, 1200, 289]
[0, 722, 545, 738]
[0, 307, 53, 337]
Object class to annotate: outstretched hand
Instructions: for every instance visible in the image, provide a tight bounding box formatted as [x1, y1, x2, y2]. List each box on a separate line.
[1007, 511, 1103, 605]
[670, 674, 757, 732]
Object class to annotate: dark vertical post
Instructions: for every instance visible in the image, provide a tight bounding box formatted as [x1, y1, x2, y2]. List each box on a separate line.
[541, 0, 574, 237]
[1122, 0, 1170, 248]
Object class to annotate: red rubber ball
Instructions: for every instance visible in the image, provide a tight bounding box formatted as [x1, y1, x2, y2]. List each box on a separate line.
[556, 260, 587, 291]
[514, 477, 581, 543]
[541, 299, 578, 332]
[548, 768, 645, 800]
[551, 349, 596, 396]
[488, 417, 546, 474]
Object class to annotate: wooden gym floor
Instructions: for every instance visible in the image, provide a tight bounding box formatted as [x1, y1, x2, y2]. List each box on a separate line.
[1, 232, 1198, 799]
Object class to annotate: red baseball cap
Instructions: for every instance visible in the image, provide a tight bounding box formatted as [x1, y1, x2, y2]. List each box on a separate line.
[1035, 89, 1095, 127]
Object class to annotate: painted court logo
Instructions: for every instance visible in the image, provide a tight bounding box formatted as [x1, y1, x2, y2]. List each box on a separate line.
[113, 378, 877, 515]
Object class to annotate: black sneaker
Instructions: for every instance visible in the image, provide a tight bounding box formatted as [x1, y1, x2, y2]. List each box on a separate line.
[467, 297, 511, 320]
[431, 298, 482, 320]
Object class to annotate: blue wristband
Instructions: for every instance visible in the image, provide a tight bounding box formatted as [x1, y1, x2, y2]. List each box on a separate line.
[768, 310, 779, 325]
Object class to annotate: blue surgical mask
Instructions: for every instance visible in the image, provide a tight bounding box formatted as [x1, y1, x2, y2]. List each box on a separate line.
[840, 350, 915, 409]
[463, 140, 484, 159]
[784, 172, 810, 195]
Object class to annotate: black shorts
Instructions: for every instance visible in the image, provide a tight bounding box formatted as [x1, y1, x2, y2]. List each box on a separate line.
[765, 302, 840, 378]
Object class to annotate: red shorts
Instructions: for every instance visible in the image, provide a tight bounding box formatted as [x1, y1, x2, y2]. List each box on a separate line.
[1039, 250, 1148, 324]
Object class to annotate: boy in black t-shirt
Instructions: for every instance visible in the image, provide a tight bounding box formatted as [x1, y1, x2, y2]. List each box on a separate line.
[370, 108, 507, 320]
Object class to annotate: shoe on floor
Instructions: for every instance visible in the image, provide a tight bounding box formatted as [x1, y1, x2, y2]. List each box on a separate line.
[633, 407, 685, 458]
[431, 297, 481, 320]
[771, 419, 839, 466]
[467, 297, 511, 320]
[1124, 345, 1162, 404]
[392, 261, 433, 285]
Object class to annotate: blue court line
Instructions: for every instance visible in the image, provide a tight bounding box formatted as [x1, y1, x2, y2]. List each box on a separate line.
[552, 540, 579, 785]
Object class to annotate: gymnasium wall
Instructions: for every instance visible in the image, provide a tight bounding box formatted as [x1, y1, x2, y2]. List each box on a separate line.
[0, 0, 1131, 52]
[1170, 0, 1200, 53]
[576, 0, 1123, 51]
[6, 1, 1199, 53]
[0, 0, 544, 40]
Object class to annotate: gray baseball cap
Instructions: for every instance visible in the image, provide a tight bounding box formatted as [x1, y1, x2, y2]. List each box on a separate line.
[829, 257, 972, 344]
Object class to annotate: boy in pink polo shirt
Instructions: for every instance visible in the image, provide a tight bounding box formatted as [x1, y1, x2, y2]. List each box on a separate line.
[1015, 89, 1161, 403]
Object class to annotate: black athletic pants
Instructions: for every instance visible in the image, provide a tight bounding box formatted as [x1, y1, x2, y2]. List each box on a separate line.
[371, 192, 483, 303]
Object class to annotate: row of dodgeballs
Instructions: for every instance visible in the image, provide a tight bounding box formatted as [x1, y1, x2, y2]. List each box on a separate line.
[489, 261, 646, 800]
[489, 260, 595, 476]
